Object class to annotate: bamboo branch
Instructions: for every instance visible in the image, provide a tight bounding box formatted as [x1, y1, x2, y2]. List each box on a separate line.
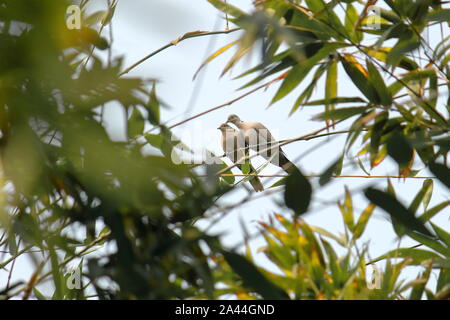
[118, 28, 241, 77]
[217, 120, 344, 175]
[218, 174, 435, 179]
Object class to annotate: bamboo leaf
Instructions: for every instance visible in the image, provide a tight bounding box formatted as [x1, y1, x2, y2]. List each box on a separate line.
[429, 162, 450, 189]
[370, 248, 442, 265]
[430, 223, 450, 248]
[319, 155, 343, 186]
[207, 0, 248, 19]
[271, 43, 345, 104]
[364, 188, 434, 238]
[419, 201, 450, 222]
[366, 58, 392, 106]
[193, 40, 238, 80]
[340, 54, 379, 103]
[409, 264, 432, 300]
[290, 62, 328, 115]
[353, 203, 375, 239]
[223, 251, 290, 299]
[425, 9, 450, 22]
[408, 179, 433, 214]
[315, 107, 367, 121]
[284, 167, 312, 216]
[387, 131, 413, 168]
[146, 83, 160, 125]
[345, 4, 363, 43]
[304, 97, 366, 106]
[127, 107, 145, 139]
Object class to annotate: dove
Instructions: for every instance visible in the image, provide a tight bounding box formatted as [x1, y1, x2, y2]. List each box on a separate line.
[218, 123, 264, 192]
[227, 114, 295, 173]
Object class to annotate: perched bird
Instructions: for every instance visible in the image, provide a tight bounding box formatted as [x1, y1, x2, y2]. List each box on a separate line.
[217, 123, 264, 192]
[226, 114, 295, 173]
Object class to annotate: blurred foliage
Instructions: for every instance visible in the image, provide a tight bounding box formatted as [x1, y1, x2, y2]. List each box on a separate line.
[0, 0, 232, 299]
[0, 0, 449, 300]
[212, 190, 449, 300]
[204, 0, 450, 300]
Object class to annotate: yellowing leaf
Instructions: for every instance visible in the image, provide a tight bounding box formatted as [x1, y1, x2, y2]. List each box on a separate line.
[193, 40, 238, 80]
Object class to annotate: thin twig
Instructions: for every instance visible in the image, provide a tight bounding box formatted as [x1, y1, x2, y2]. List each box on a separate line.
[217, 174, 435, 179]
[118, 28, 241, 77]
[168, 72, 287, 130]
[217, 120, 343, 175]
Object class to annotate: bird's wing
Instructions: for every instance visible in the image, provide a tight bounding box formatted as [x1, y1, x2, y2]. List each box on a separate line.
[241, 121, 277, 152]
[222, 129, 245, 164]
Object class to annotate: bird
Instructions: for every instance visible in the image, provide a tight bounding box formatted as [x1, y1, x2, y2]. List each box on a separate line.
[226, 114, 295, 173]
[217, 123, 264, 192]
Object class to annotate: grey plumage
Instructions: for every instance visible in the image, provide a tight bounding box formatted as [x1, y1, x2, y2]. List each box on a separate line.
[218, 123, 264, 192]
[227, 114, 295, 173]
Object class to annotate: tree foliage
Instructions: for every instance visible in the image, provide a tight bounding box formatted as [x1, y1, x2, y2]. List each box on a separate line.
[0, 0, 449, 300]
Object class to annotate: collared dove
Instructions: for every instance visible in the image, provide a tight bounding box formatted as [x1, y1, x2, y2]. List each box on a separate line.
[227, 114, 295, 173]
[217, 123, 264, 192]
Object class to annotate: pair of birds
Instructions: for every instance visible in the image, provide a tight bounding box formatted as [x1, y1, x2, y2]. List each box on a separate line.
[218, 114, 295, 192]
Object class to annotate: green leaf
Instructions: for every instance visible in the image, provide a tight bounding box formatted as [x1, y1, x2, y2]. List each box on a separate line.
[370, 248, 441, 265]
[319, 155, 343, 186]
[304, 97, 366, 106]
[271, 43, 345, 104]
[33, 287, 47, 300]
[193, 40, 238, 80]
[219, 161, 235, 184]
[364, 188, 434, 237]
[144, 133, 163, 149]
[366, 58, 392, 106]
[430, 223, 450, 248]
[340, 54, 379, 103]
[370, 112, 388, 168]
[325, 58, 337, 113]
[290, 62, 328, 114]
[406, 231, 449, 257]
[146, 84, 160, 125]
[315, 107, 367, 121]
[388, 69, 436, 96]
[284, 168, 312, 216]
[101, 2, 117, 26]
[310, 226, 347, 247]
[419, 201, 450, 222]
[48, 241, 65, 300]
[223, 251, 290, 299]
[353, 203, 375, 239]
[387, 131, 413, 167]
[345, 4, 363, 43]
[425, 9, 450, 22]
[339, 186, 354, 232]
[7, 234, 18, 255]
[270, 177, 286, 188]
[387, 33, 420, 66]
[84, 10, 107, 27]
[408, 179, 433, 214]
[241, 162, 250, 175]
[207, 0, 247, 19]
[127, 107, 145, 139]
[429, 162, 450, 189]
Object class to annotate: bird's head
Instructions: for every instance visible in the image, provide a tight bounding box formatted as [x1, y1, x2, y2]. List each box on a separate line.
[217, 123, 233, 132]
[227, 114, 241, 125]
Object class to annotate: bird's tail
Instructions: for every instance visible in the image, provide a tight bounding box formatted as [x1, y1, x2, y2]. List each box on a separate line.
[279, 152, 296, 174]
[248, 164, 264, 192]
